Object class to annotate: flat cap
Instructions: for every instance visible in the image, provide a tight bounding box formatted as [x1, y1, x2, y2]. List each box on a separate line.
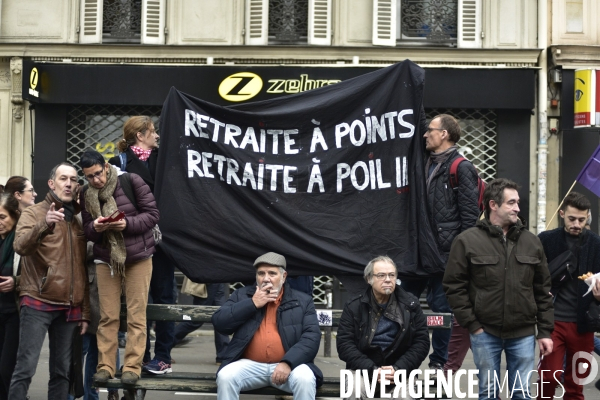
[253, 252, 286, 270]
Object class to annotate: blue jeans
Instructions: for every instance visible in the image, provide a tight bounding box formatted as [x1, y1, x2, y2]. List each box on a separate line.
[9, 306, 78, 400]
[216, 359, 316, 400]
[470, 331, 535, 400]
[173, 283, 230, 362]
[144, 248, 175, 364]
[594, 336, 600, 356]
[401, 275, 452, 366]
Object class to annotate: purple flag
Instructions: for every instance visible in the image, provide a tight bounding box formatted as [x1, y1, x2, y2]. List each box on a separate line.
[577, 144, 600, 198]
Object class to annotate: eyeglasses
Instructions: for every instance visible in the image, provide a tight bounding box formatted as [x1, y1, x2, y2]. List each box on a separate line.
[373, 273, 397, 281]
[426, 127, 444, 133]
[85, 169, 105, 181]
[20, 188, 35, 194]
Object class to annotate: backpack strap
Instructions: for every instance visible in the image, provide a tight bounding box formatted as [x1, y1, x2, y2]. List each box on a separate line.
[449, 156, 466, 189]
[119, 152, 127, 172]
[118, 173, 139, 211]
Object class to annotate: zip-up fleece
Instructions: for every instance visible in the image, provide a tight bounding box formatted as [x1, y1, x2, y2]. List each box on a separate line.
[14, 192, 90, 320]
[443, 217, 553, 339]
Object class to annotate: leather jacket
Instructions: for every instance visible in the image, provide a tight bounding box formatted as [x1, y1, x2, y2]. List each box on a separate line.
[14, 192, 90, 319]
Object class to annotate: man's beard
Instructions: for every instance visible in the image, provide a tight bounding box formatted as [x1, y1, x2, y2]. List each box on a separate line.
[383, 288, 392, 295]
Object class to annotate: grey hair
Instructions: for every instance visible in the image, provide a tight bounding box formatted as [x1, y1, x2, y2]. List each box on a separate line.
[364, 255, 397, 284]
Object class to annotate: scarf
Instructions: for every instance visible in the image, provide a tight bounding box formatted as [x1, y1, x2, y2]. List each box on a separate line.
[130, 146, 152, 162]
[425, 145, 458, 191]
[84, 165, 127, 276]
[50, 191, 75, 222]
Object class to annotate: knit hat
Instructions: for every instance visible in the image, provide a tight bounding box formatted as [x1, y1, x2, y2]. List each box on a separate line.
[253, 252, 286, 270]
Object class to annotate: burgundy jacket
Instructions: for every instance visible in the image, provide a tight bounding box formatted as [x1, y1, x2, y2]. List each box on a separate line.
[80, 172, 160, 264]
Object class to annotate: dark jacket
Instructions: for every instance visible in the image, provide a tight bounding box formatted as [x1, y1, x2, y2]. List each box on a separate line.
[538, 228, 600, 333]
[337, 286, 429, 373]
[211, 282, 323, 386]
[80, 172, 159, 264]
[443, 217, 554, 339]
[427, 150, 480, 265]
[109, 147, 158, 192]
[14, 193, 90, 320]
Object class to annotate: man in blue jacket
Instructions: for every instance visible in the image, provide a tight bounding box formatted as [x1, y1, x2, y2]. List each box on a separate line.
[212, 252, 322, 400]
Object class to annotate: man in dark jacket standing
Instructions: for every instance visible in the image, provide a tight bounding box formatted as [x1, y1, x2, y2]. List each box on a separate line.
[402, 114, 480, 371]
[537, 192, 600, 399]
[337, 256, 429, 399]
[212, 252, 322, 400]
[79, 150, 159, 386]
[443, 178, 554, 400]
[10, 162, 90, 400]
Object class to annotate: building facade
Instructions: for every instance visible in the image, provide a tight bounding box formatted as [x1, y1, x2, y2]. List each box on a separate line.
[0, 0, 588, 234]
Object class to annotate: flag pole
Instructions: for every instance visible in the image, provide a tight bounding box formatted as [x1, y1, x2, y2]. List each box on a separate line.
[545, 180, 577, 230]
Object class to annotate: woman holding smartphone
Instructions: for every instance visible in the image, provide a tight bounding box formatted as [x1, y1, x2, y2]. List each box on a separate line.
[0, 192, 22, 400]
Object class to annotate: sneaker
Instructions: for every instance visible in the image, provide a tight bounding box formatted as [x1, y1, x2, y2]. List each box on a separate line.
[142, 359, 172, 375]
[121, 371, 139, 385]
[93, 369, 112, 384]
[428, 362, 444, 371]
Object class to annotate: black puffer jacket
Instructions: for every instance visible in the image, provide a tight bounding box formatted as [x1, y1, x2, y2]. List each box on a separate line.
[427, 150, 480, 262]
[212, 282, 323, 386]
[337, 286, 429, 374]
[538, 228, 600, 333]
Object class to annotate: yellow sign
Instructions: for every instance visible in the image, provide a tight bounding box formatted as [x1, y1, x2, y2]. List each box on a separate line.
[29, 67, 39, 97]
[218, 72, 263, 102]
[30, 68, 38, 89]
[574, 68, 595, 128]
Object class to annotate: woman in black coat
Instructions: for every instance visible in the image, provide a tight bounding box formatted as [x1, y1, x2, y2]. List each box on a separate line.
[0, 193, 22, 400]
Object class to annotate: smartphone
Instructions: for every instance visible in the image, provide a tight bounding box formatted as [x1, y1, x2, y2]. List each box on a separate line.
[99, 210, 125, 223]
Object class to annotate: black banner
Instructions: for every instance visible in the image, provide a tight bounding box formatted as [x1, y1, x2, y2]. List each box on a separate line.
[155, 60, 444, 282]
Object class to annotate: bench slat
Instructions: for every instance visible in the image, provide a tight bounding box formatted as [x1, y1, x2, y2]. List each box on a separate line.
[98, 378, 340, 396]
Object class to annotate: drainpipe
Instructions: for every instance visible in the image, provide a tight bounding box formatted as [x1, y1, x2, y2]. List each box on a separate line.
[536, 0, 548, 234]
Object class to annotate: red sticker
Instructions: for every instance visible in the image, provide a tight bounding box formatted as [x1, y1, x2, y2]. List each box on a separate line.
[427, 316, 444, 326]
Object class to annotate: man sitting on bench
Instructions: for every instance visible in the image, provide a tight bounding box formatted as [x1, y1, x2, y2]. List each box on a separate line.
[337, 256, 430, 399]
[212, 252, 322, 400]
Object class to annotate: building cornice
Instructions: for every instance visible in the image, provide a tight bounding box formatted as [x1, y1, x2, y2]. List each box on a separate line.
[0, 43, 542, 68]
[550, 45, 600, 69]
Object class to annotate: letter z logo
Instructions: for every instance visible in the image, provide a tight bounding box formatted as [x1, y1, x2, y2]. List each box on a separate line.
[219, 72, 263, 102]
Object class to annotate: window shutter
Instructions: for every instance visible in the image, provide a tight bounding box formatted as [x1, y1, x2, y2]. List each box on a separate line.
[458, 0, 482, 48]
[79, 0, 103, 44]
[246, 0, 268, 45]
[308, 0, 331, 45]
[372, 0, 396, 47]
[141, 0, 165, 44]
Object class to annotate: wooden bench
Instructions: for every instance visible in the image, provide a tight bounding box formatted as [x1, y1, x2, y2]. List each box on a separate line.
[95, 304, 452, 399]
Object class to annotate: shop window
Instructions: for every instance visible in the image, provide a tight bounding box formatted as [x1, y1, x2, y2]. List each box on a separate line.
[373, 0, 481, 48]
[246, 0, 331, 45]
[66, 105, 161, 173]
[79, 0, 165, 44]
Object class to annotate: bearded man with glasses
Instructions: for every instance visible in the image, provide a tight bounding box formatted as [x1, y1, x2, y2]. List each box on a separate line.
[337, 256, 430, 400]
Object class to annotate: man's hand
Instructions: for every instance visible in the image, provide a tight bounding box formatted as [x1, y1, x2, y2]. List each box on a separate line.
[473, 328, 484, 335]
[251, 283, 278, 308]
[108, 219, 127, 232]
[271, 362, 291, 386]
[593, 279, 600, 301]
[45, 203, 65, 226]
[0, 276, 15, 293]
[79, 321, 89, 335]
[538, 338, 553, 356]
[93, 217, 110, 232]
[376, 366, 395, 382]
